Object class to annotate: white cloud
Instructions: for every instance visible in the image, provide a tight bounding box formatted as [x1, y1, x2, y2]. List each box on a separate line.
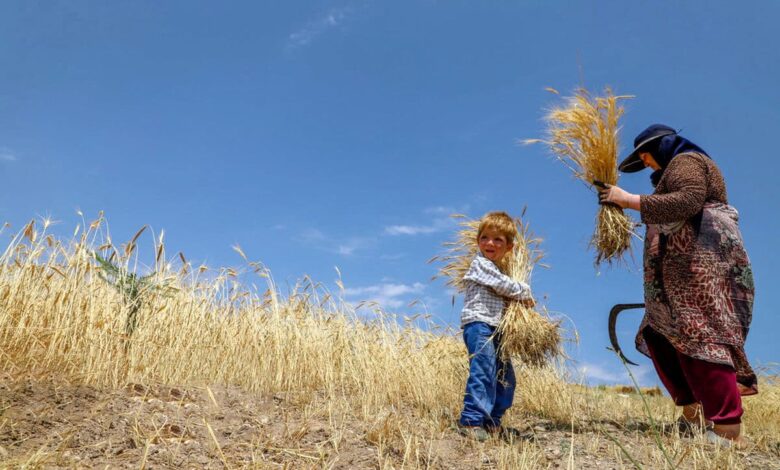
[336, 237, 374, 256]
[343, 282, 426, 310]
[577, 363, 622, 383]
[287, 8, 351, 49]
[0, 149, 17, 162]
[424, 206, 463, 215]
[337, 244, 356, 255]
[384, 205, 466, 237]
[298, 228, 374, 256]
[576, 362, 655, 387]
[300, 228, 326, 242]
[384, 224, 439, 236]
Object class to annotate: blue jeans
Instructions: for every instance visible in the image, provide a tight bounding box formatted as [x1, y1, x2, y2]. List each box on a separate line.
[459, 321, 516, 427]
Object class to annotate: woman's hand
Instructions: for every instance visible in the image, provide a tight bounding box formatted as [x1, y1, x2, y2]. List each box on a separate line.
[598, 184, 641, 211]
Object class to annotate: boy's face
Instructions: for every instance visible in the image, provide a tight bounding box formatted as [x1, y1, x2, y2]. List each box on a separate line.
[478, 228, 513, 262]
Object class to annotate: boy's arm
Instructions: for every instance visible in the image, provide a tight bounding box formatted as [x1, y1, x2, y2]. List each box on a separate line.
[463, 257, 532, 300]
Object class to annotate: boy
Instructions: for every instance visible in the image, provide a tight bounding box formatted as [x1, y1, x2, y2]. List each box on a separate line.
[458, 211, 535, 441]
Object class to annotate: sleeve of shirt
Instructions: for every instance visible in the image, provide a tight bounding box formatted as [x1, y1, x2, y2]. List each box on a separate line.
[463, 257, 532, 300]
[640, 155, 708, 224]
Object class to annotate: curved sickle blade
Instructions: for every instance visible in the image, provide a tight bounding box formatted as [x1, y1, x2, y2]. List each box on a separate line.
[608, 303, 645, 366]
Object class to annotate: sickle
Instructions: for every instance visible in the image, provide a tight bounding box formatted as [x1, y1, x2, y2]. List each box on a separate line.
[608, 303, 645, 366]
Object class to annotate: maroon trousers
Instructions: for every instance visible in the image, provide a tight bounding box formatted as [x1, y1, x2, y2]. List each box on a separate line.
[642, 327, 743, 425]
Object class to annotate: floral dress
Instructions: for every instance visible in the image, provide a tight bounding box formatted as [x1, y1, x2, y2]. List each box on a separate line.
[635, 153, 757, 393]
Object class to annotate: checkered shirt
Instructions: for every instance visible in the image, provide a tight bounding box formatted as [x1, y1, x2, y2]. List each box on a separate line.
[460, 253, 532, 328]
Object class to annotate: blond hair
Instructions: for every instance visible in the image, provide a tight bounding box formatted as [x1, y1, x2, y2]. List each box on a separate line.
[477, 211, 517, 245]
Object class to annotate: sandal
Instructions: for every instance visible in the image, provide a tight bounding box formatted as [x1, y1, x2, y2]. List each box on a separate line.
[705, 430, 749, 451]
[676, 416, 706, 437]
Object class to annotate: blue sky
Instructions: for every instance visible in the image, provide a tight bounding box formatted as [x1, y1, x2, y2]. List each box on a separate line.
[2, 1, 778, 386]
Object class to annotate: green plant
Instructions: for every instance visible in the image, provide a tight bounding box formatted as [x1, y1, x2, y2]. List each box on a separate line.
[93, 251, 177, 340]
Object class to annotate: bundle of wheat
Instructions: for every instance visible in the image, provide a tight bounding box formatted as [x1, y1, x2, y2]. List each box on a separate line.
[525, 87, 636, 265]
[431, 213, 561, 364]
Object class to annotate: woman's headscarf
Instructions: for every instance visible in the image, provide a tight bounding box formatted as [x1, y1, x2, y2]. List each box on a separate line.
[648, 134, 709, 186]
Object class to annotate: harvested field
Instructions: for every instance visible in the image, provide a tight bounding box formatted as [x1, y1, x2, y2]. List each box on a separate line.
[2, 374, 779, 469]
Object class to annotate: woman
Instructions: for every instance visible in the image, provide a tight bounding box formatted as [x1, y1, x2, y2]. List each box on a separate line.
[599, 124, 756, 447]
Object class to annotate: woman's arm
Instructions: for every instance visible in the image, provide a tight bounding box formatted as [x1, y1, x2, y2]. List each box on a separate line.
[599, 155, 708, 224]
[639, 156, 708, 224]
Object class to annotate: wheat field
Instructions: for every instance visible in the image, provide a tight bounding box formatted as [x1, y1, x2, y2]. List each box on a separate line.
[0, 215, 778, 468]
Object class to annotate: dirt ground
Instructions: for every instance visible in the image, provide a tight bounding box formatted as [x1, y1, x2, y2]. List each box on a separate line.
[1, 376, 778, 469]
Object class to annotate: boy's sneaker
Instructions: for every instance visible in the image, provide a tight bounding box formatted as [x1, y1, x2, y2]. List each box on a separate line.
[484, 425, 533, 442]
[457, 425, 490, 442]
